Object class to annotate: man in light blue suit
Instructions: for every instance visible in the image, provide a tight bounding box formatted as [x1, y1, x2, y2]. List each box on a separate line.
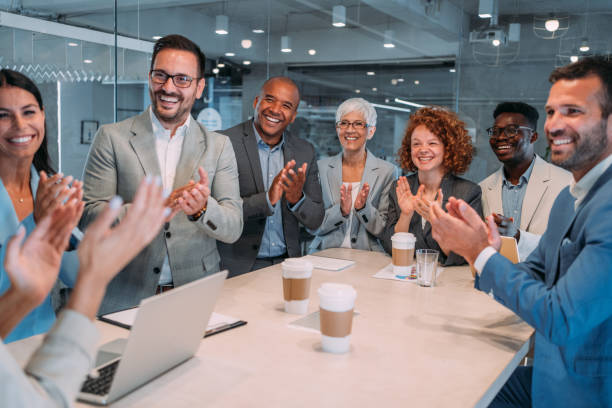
[428, 56, 612, 407]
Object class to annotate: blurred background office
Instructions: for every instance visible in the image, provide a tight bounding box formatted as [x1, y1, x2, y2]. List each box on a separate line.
[0, 0, 610, 183]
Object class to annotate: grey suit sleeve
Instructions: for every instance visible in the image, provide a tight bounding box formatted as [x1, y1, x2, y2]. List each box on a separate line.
[290, 149, 324, 231]
[197, 137, 243, 243]
[0, 310, 99, 408]
[80, 126, 128, 230]
[379, 180, 399, 255]
[355, 167, 397, 238]
[310, 202, 347, 236]
[243, 191, 273, 220]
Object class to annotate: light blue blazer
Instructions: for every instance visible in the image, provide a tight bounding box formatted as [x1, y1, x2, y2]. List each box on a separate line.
[0, 168, 79, 343]
[308, 151, 399, 253]
[477, 163, 612, 407]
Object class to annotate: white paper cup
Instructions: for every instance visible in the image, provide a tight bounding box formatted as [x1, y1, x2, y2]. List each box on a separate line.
[282, 258, 313, 314]
[391, 232, 416, 276]
[318, 283, 357, 353]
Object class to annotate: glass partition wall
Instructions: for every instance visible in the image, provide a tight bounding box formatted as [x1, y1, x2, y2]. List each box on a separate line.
[1, 0, 611, 182]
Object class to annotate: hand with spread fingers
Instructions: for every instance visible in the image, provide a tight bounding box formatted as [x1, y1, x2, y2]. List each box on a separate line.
[33, 171, 83, 224]
[175, 167, 210, 216]
[354, 182, 370, 211]
[340, 183, 353, 216]
[414, 186, 443, 223]
[281, 160, 307, 205]
[269, 161, 295, 206]
[428, 197, 500, 265]
[396, 176, 417, 216]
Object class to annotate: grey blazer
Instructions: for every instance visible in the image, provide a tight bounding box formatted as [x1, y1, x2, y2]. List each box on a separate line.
[81, 109, 243, 314]
[307, 151, 399, 253]
[218, 119, 324, 277]
[380, 173, 482, 266]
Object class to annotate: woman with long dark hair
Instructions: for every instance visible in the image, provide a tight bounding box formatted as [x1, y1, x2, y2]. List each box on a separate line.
[0, 69, 82, 342]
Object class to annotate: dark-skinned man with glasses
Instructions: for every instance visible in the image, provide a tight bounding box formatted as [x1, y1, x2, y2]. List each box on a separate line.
[480, 102, 571, 261]
[219, 77, 324, 276]
[81, 35, 242, 314]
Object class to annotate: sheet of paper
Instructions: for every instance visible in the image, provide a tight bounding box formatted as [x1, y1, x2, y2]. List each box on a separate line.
[372, 263, 443, 283]
[101, 308, 239, 330]
[302, 255, 355, 271]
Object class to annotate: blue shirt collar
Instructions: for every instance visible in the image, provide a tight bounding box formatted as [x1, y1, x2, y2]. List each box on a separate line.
[502, 156, 535, 188]
[252, 121, 284, 151]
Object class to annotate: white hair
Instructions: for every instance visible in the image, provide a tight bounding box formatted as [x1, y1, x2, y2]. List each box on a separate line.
[335, 97, 377, 127]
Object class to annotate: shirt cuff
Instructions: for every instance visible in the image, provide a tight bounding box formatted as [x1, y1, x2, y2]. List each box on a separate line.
[287, 193, 306, 212]
[473, 246, 497, 276]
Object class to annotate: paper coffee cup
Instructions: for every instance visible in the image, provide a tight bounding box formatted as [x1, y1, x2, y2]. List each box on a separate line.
[318, 283, 357, 353]
[282, 258, 313, 314]
[391, 232, 416, 276]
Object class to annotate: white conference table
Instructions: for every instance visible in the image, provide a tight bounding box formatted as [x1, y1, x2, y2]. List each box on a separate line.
[10, 248, 533, 407]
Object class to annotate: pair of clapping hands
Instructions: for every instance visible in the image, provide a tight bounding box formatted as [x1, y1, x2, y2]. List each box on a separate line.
[268, 159, 307, 206]
[163, 167, 210, 217]
[340, 182, 370, 217]
[2, 177, 170, 329]
[395, 177, 443, 223]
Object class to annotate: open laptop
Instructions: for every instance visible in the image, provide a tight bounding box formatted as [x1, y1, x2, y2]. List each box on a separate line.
[78, 270, 227, 405]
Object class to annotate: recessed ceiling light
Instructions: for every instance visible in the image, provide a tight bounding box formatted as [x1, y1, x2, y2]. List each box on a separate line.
[391, 79, 398, 85]
[217, 63, 225, 68]
[355, 89, 361, 93]
[449, 68, 456, 73]
[372, 87, 377, 91]
[152, 36, 162, 40]
[397, 78, 404, 82]
[414, 80, 420, 85]
[367, 71, 375, 76]
[212, 67, 220, 74]
[241, 39, 252, 49]
[225, 52, 235, 57]
[545, 18, 559, 32]
[308, 49, 316, 55]
[83, 59, 93, 64]
[67, 41, 79, 47]
[215, 15, 229, 35]
[252, 29, 265, 34]
[492, 39, 501, 47]
[579, 40, 590, 52]
[243, 60, 251, 65]
[570, 55, 579, 63]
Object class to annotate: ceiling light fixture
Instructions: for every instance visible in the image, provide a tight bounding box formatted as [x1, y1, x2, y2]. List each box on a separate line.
[449, 68, 456, 73]
[241, 39, 252, 49]
[372, 87, 377, 91]
[395, 97, 425, 108]
[152, 36, 162, 40]
[492, 39, 501, 47]
[212, 67, 220, 74]
[67, 41, 79, 47]
[281, 35, 292, 53]
[215, 15, 229, 35]
[414, 80, 420, 85]
[579, 40, 590, 52]
[383, 30, 395, 48]
[217, 63, 225, 68]
[570, 55, 579, 63]
[308, 49, 316, 55]
[225, 52, 235, 57]
[478, 0, 494, 18]
[83, 59, 93, 64]
[332, 5, 346, 27]
[355, 89, 361, 93]
[367, 71, 375, 76]
[371, 103, 411, 113]
[252, 28, 265, 34]
[397, 78, 404, 82]
[243, 60, 251, 65]
[544, 18, 559, 32]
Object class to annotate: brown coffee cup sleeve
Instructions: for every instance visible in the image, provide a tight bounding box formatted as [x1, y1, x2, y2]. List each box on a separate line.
[282, 277, 311, 301]
[319, 307, 354, 337]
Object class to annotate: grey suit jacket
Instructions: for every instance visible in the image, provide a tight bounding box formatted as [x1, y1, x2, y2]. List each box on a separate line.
[380, 173, 482, 266]
[81, 109, 243, 314]
[218, 119, 324, 277]
[307, 151, 399, 253]
[480, 155, 571, 260]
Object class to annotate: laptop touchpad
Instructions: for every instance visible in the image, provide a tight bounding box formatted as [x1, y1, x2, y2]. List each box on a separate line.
[95, 338, 128, 367]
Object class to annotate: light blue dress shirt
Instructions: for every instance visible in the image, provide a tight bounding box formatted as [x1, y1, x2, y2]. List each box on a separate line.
[252, 125, 305, 258]
[501, 157, 535, 233]
[0, 167, 79, 343]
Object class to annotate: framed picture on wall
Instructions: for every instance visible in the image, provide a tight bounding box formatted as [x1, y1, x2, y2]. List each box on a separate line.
[81, 120, 99, 144]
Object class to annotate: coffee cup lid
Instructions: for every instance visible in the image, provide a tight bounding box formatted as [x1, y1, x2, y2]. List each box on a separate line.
[282, 258, 313, 272]
[317, 283, 357, 299]
[391, 232, 416, 243]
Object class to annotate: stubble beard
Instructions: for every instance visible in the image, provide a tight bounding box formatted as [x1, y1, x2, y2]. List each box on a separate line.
[553, 119, 608, 172]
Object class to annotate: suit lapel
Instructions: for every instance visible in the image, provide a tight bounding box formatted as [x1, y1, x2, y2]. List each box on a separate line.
[244, 121, 265, 192]
[485, 168, 504, 216]
[173, 118, 206, 189]
[129, 110, 162, 179]
[327, 153, 343, 204]
[520, 156, 549, 230]
[360, 150, 380, 195]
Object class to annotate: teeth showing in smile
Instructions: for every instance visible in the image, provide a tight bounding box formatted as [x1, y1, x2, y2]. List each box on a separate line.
[345, 137, 358, 141]
[264, 115, 280, 123]
[160, 95, 178, 103]
[552, 138, 572, 146]
[496, 145, 511, 150]
[9, 136, 33, 143]
[418, 157, 433, 162]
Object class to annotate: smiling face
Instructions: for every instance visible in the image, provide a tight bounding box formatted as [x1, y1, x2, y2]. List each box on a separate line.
[149, 48, 205, 129]
[253, 78, 299, 145]
[489, 112, 536, 166]
[544, 75, 612, 179]
[0, 85, 45, 164]
[337, 111, 374, 155]
[410, 125, 445, 173]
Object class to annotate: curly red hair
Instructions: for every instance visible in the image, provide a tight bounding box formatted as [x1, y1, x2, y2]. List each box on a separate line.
[398, 106, 473, 174]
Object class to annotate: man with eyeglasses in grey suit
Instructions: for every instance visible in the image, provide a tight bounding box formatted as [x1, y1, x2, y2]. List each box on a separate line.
[480, 102, 571, 260]
[81, 35, 242, 315]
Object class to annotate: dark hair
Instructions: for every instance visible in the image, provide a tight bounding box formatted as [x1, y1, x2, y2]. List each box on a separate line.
[493, 101, 539, 129]
[151, 34, 206, 78]
[0, 69, 54, 174]
[549, 55, 612, 117]
[398, 106, 473, 174]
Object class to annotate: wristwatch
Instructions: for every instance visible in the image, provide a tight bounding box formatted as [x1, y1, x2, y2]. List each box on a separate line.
[188, 206, 206, 222]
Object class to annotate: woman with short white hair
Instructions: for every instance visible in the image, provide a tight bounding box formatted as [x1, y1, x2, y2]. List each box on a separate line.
[308, 98, 398, 252]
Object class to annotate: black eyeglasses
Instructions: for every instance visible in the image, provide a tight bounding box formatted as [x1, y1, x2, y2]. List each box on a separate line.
[336, 120, 368, 130]
[150, 70, 200, 88]
[486, 125, 534, 139]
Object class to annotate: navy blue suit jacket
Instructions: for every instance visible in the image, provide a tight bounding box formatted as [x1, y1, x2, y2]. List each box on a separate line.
[477, 163, 612, 407]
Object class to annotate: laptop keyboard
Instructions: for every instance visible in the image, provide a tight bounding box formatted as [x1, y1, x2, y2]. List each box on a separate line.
[81, 360, 119, 396]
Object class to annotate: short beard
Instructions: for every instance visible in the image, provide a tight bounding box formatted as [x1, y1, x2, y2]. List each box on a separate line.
[554, 119, 609, 172]
[150, 89, 189, 125]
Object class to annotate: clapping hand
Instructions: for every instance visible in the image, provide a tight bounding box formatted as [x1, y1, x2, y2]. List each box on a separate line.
[340, 183, 353, 216]
[414, 186, 443, 223]
[33, 171, 83, 224]
[174, 167, 210, 216]
[396, 176, 417, 215]
[354, 183, 369, 211]
[281, 160, 307, 205]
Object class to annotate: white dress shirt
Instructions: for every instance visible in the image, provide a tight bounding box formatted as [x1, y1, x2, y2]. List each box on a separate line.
[150, 107, 190, 285]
